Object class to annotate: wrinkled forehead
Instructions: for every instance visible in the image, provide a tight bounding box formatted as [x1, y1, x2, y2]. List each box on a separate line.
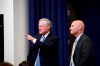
[39, 20, 46, 26]
[71, 21, 77, 26]
[72, 21, 81, 26]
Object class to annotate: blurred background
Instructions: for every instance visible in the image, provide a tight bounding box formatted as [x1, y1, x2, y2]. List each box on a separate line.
[0, 0, 100, 66]
[68, 0, 100, 66]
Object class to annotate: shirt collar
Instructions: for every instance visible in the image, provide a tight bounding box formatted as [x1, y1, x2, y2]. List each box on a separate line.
[42, 31, 50, 38]
[75, 33, 83, 42]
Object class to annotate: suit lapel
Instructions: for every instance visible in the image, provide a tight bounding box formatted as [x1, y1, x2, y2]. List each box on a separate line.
[43, 32, 52, 42]
[74, 34, 84, 55]
[36, 32, 52, 42]
[36, 34, 42, 41]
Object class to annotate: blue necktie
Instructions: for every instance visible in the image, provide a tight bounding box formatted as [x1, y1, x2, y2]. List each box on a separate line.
[35, 36, 45, 66]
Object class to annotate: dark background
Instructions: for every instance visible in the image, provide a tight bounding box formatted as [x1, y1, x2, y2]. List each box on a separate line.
[68, 0, 100, 66]
[0, 14, 4, 62]
[28, 0, 100, 66]
[28, 0, 67, 66]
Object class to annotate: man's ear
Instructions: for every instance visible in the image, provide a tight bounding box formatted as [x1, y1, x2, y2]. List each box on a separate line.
[47, 26, 50, 30]
[79, 25, 82, 30]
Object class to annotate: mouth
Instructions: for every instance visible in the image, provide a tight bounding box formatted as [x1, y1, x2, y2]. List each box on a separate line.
[39, 29, 41, 32]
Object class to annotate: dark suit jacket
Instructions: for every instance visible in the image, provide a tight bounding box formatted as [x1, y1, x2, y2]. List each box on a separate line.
[27, 32, 59, 66]
[73, 34, 94, 66]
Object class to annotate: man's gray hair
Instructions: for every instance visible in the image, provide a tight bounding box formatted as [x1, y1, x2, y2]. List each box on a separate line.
[39, 18, 52, 29]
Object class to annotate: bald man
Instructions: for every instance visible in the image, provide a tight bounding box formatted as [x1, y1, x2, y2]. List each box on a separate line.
[69, 20, 94, 66]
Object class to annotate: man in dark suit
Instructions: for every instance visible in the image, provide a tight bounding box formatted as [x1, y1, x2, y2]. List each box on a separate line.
[25, 18, 59, 66]
[69, 20, 94, 66]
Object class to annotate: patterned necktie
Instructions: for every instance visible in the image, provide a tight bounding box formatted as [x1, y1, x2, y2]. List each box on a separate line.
[35, 36, 45, 66]
[70, 41, 77, 66]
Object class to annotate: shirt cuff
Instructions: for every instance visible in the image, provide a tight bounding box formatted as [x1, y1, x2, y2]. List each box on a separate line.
[32, 38, 37, 44]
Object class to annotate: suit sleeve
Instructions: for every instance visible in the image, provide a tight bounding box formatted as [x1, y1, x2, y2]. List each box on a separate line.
[34, 36, 59, 49]
[27, 45, 38, 64]
[79, 38, 93, 66]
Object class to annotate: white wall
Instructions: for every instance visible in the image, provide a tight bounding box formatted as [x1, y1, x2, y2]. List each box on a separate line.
[0, 0, 28, 65]
[0, 0, 14, 64]
[14, 0, 28, 66]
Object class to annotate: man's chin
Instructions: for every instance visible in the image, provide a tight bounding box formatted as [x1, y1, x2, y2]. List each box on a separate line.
[39, 32, 42, 35]
[70, 32, 74, 35]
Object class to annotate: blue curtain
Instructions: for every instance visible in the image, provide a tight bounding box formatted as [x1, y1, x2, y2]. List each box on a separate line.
[28, 0, 68, 66]
[74, 0, 100, 66]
